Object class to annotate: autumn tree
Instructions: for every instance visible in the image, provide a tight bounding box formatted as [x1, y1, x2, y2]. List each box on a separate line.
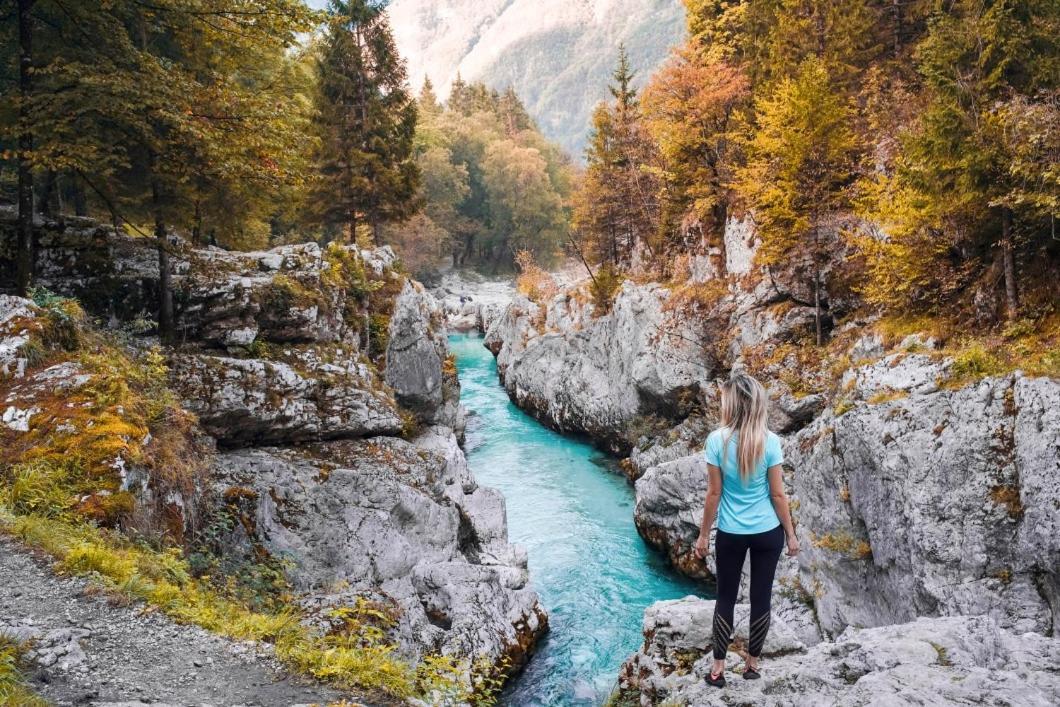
[0, 1, 316, 337]
[642, 44, 749, 258]
[311, 0, 419, 244]
[737, 57, 857, 344]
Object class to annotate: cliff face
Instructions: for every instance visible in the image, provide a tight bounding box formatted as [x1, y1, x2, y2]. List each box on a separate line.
[0, 214, 546, 677]
[477, 215, 1060, 699]
[387, 0, 686, 156]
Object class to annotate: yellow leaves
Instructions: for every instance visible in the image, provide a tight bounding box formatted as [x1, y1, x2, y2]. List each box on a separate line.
[735, 56, 858, 265]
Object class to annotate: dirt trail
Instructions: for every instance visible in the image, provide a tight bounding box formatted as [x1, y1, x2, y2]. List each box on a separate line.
[0, 537, 350, 706]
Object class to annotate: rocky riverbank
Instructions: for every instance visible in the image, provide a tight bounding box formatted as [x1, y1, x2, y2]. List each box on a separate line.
[469, 215, 1060, 704]
[614, 597, 1060, 706]
[0, 213, 546, 697]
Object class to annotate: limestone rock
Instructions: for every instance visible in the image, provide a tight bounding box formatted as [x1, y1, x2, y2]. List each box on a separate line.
[431, 272, 516, 334]
[789, 371, 1059, 636]
[0, 295, 35, 379]
[385, 281, 449, 422]
[170, 352, 402, 446]
[625, 415, 710, 482]
[485, 282, 715, 453]
[214, 428, 546, 669]
[634, 454, 710, 580]
[618, 602, 1060, 707]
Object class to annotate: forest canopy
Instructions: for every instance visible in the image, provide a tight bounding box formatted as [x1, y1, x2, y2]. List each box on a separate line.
[574, 0, 1060, 331]
[2, 0, 1057, 333]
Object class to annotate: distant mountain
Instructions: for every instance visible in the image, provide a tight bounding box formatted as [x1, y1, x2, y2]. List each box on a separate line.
[386, 0, 687, 159]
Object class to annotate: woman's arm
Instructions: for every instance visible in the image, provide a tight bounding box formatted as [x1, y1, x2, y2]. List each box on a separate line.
[694, 464, 723, 559]
[767, 465, 799, 556]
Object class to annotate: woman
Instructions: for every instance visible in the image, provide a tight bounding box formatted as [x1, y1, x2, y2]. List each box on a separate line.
[693, 372, 799, 687]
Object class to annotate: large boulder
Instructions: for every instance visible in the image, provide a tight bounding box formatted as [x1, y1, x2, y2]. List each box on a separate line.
[170, 351, 402, 446]
[484, 282, 716, 454]
[633, 454, 709, 580]
[385, 281, 459, 427]
[617, 597, 1060, 706]
[213, 427, 546, 670]
[789, 367, 1060, 637]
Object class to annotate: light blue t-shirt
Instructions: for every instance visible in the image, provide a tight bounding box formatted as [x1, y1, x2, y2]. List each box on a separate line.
[705, 427, 784, 534]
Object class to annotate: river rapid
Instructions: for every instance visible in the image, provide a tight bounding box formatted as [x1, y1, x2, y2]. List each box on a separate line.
[449, 333, 705, 706]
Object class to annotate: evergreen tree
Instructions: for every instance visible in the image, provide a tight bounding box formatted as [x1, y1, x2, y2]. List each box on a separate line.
[419, 77, 441, 115]
[574, 46, 660, 270]
[311, 0, 420, 243]
[894, 0, 1060, 319]
[737, 57, 857, 344]
[0, 1, 315, 336]
[497, 86, 534, 136]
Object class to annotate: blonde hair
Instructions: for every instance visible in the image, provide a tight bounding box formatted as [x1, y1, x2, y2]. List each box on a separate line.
[719, 372, 770, 480]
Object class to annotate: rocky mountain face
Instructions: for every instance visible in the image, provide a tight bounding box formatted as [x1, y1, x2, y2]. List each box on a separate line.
[387, 0, 686, 156]
[472, 215, 1060, 703]
[0, 213, 546, 679]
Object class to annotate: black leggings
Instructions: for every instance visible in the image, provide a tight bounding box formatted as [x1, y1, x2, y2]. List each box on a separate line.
[711, 525, 784, 659]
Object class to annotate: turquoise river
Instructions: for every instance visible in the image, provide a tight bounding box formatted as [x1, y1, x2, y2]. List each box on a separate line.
[449, 334, 706, 706]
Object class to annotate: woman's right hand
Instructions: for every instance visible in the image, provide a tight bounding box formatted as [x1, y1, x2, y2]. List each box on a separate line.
[694, 534, 710, 560]
[786, 534, 800, 557]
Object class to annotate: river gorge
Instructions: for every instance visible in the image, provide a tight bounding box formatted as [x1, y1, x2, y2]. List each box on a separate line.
[1, 214, 1058, 706]
[450, 333, 703, 705]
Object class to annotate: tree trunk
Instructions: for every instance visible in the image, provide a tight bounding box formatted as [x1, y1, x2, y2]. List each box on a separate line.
[812, 225, 823, 346]
[39, 170, 57, 217]
[15, 0, 35, 296]
[72, 176, 88, 216]
[152, 179, 174, 343]
[1001, 206, 1018, 320]
[192, 200, 202, 245]
[348, 209, 358, 244]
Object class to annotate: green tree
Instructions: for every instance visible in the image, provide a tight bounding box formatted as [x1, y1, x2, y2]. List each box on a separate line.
[896, 0, 1060, 319]
[2, 0, 315, 336]
[737, 57, 858, 344]
[574, 46, 660, 269]
[482, 139, 565, 266]
[311, 0, 420, 243]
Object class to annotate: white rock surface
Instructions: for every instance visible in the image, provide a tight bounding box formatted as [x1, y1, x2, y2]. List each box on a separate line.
[789, 370, 1060, 637]
[215, 428, 545, 668]
[0, 294, 35, 378]
[170, 352, 402, 446]
[485, 282, 716, 453]
[618, 598, 1060, 707]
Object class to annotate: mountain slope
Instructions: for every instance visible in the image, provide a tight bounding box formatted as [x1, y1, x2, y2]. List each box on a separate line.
[387, 0, 686, 157]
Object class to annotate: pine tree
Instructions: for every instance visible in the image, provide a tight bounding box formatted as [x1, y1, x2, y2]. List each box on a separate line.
[574, 46, 660, 271]
[737, 57, 857, 344]
[897, 0, 1060, 319]
[419, 77, 441, 115]
[497, 86, 533, 136]
[311, 0, 420, 243]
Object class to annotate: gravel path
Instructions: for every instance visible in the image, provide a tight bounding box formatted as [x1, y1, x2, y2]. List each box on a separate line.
[0, 537, 350, 706]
